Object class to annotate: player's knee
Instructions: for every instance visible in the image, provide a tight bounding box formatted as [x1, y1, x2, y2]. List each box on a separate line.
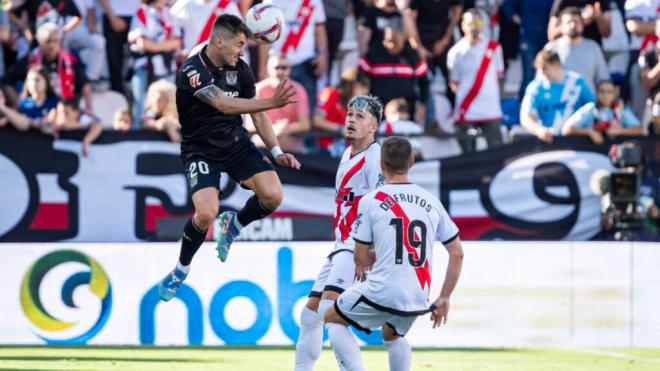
[323, 306, 337, 323]
[381, 330, 400, 342]
[305, 296, 320, 312]
[195, 205, 218, 229]
[260, 188, 282, 210]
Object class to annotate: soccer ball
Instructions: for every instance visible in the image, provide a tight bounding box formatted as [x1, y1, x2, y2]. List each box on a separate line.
[245, 4, 285, 44]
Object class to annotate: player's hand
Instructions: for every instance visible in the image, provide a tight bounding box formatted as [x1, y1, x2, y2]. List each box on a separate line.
[430, 296, 450, 329]
[275, 153, 302, 170]
[271, 79, 297, 108]
[355, 265, 369, 282]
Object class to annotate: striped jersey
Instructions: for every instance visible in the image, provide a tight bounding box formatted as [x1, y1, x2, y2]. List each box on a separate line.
[351, 183, 459, 313]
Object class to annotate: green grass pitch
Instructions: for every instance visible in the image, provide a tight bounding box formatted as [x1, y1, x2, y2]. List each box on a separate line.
[1, 346, 659, 370]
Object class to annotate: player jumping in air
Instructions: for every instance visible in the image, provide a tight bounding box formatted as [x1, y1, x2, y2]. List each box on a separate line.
[158, 14, 301, 301]
[295, 95, 384, 371]
[324, 136, 464, 371]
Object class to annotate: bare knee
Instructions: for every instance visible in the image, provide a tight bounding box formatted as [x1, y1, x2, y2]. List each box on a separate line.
[194, 203, 218, 229]
[381, 324, 400, 342]
[259, 187, 282, 211]
[305, 296, 320, 312]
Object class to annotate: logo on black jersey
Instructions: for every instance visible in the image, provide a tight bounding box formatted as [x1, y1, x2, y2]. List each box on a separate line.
[225, 71, 238, 86]
[189, 73, 201, 88]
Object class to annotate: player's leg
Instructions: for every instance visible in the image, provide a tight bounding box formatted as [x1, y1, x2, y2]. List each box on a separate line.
[324, 303, 365, 371]
[159, 157, 221, 301]
[216, 140, 279, 261]
[382, 323, 411, 371]
[295, 259, 331, 371]
[158, 187, 218, 301]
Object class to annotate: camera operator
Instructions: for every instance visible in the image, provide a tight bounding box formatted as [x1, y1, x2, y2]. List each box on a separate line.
[600, 141, 660, 241]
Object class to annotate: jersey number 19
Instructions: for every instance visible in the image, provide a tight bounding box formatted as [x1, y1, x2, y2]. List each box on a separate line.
[389, 218, 427, 267]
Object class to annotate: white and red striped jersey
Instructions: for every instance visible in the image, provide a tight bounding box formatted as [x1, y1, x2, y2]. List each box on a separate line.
[171, 0, 243, 52]
[351, 183, 459, 313]
[264, 0, 326, 66]
[625, 0, 660, 52]
[333, 142, 384, 250]
[447, 37, 504, 123]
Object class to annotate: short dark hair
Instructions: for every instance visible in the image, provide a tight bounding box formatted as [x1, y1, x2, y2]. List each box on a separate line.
[381, 136, 413, 174]
[559, 6, 582, 20]
[534, 49, 561, 70]
[212, 14, 251, 40]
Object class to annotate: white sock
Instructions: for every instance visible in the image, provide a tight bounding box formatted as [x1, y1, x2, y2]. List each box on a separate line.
[294, 307, 323, 371]
[175, 261, 190, 275]
[385, 337, 411, 371]
[327, 323, 365, 371]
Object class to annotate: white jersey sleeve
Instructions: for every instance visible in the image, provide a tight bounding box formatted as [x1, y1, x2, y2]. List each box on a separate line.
[351, 198, 374, 244]
[435, 201, 459, 244]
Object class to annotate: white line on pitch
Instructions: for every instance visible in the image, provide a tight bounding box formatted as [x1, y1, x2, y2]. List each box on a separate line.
[565, 348, 660, 363]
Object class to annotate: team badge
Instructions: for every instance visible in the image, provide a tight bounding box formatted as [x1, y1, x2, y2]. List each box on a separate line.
[189, 73, 201, 88]
[225, 71, 238, 86]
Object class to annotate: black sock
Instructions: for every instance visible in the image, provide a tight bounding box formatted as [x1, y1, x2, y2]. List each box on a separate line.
[237, 195, 273, 227]
[178, 217, 207, 266]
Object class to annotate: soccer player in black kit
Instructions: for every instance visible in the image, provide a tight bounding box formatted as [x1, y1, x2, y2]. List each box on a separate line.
[158, 14, 301, 301]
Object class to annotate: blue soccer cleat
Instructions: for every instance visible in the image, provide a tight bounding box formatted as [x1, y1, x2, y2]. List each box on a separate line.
[157, 267, 187, 301]
[216, 211, 240, 262]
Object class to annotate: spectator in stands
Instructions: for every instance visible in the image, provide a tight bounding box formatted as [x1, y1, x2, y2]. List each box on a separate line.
[378, 98, 423, 158]
[448, 9, 504, 153]
[98, 0, 141, 93]
[624, 0, 659, 119]
[639, 18, 660, 136]
[2, 22, 92, 114]
[171, 0, 248, 61]
[359, 18, 429, 123]
[8, 0, 81, 42]
[404, 0, 462, 124]
[360, 0, 407, 56]
[252, 53, 310, 153]
[545, 7, 610, 93]
[0, 65, 58, 132]
[502, 0, 555, 98]
[43, 97, 103, 157]
[142, 79, 182, 143]
[520, 50, 595, 143]
[128, 0, 182, 129]
[321, 0, 349, 80]
[61, 0, 106, 87]
[314, 68, 370, 154]
[112, 107, 133, 131]
[0, 7, 10, 77]
[548, 0, 612, 45]
[563, 79, 642, 143]
[261, 0, 328, 113]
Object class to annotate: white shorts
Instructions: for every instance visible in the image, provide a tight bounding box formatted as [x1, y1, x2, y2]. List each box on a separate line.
[309, 249, 356, 297]
[334, 283, 428, 337]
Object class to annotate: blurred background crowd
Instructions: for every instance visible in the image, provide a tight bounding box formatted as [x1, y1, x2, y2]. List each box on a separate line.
[0, 0, 658, 159]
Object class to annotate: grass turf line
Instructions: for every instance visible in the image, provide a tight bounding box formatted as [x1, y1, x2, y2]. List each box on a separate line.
[0, 346, 659, 370]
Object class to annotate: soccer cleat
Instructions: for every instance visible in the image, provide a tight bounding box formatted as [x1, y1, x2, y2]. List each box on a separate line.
[216, 211, 240, 262]
[157, 267, 188, 301]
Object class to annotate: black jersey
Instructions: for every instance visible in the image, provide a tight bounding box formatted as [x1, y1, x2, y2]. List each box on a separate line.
[176, 46, 256, 152]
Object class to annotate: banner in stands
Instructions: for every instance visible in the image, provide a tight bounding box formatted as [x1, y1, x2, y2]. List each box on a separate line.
[1, 130, 658, 242]
[2, 242, 659, 347]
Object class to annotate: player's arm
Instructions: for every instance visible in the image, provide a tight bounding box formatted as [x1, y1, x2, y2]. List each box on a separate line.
[431, 236, 464, 328]
[195, 78, 296, 116]
[250, 111, 302, 169]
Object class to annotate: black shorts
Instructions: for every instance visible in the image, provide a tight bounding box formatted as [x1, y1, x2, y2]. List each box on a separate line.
[181, 138, 275, 195]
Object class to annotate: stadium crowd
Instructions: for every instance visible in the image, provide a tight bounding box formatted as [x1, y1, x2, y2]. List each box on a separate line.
[0, 0, 657, 158]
